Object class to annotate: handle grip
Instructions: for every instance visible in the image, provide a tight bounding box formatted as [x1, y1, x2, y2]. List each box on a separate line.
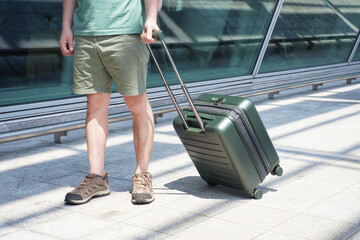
[152, 30, 164, 41]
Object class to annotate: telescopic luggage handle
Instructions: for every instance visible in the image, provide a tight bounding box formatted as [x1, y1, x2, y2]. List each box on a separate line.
[146, 30, 206, 132]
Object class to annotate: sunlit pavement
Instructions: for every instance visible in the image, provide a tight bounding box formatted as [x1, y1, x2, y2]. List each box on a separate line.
[0, 80, 360, 240]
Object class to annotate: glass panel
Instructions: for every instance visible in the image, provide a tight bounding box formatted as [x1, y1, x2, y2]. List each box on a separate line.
[147, 0, 278, 87]
[328, 0, 360, 63]
[0, 0, 278, 107]
[0, 0, 75, 107]
[328, 0, 360, 29]
[259, 0, 360, 73]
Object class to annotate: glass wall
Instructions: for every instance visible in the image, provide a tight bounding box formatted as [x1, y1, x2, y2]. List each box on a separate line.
[0, 0, 75, 106]
[0, 0, 278, 106]
[259, 0, 360, 73]
[147, 0, 278, 87]
[0, 0, 360, 107]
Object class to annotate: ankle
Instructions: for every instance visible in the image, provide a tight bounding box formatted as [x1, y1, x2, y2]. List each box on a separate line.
[134, 168, 148, 174]
[89, 171, 105, 177]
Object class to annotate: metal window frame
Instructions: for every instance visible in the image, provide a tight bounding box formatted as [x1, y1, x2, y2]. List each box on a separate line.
[252, 0, 284, 78]
[348, 32, 360, 64]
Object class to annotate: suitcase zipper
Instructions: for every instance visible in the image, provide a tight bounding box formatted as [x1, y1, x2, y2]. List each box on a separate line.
[194, 101, 271, 173]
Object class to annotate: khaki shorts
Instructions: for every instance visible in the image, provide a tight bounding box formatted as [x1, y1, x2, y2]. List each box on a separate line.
[73, 34, 149, 96]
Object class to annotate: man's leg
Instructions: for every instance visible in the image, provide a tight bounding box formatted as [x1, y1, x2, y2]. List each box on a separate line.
[124, 92, 155, 204]
[64, 93, 111, 205]
[86, 93, 111, 175]
[123, 92, 154, 173]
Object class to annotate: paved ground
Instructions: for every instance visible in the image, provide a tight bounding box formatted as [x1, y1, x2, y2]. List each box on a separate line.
[0, 80, 360, 240]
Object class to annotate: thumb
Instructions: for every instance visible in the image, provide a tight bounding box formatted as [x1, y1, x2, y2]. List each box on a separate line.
[68, 38, 74, 52]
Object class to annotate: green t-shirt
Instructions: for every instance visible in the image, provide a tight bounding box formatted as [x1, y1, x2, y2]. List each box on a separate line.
[73, 0, 146, 36]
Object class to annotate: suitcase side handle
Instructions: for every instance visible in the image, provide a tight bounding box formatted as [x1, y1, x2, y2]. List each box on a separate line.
[185, 112, 214, 121]
[147, 30, 206, 132]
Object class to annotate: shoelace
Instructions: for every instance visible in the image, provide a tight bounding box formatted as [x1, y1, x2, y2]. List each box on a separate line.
[133, 173, 151, 191]
[75, 176, 94, 192]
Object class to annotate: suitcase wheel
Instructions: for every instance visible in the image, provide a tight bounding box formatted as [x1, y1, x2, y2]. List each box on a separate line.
[271, 165, 283, 177]
[206, 181, 217, 187]
[252, 189, 263, 200]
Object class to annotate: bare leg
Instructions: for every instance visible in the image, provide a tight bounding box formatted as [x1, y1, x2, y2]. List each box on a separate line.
[123, 92, 154, 173]
[86, 93, 111, 176]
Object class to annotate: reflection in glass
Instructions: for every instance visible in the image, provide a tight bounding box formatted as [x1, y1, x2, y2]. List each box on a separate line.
[1, 0, 279, 106]
[147, 0, 278, 87]
[0, 0, 74, 106]
[259, 0, 360, 73]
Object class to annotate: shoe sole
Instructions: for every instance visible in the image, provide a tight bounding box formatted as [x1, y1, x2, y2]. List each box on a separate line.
[131, 195, 155, 204]
[65, 189, 111, 205]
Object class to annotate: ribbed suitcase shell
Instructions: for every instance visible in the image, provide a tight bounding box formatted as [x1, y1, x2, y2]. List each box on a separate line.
[173, 93, 282, 198]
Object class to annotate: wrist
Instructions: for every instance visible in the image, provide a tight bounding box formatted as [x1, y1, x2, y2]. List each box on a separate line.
[146, 15, 157, 22]
[62, 22, 72, 31]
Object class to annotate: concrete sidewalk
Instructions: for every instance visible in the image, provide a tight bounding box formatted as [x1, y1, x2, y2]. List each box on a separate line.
[0, 81, 360, 240]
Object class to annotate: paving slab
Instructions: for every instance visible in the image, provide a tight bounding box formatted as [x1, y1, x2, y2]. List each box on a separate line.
[0, 199, 68, 228]
[0, 229, 61, 240]
[172, 217, 266, 240]
[249, 188, 322, 213]
[272, 214, 357, 240]
[277, 176, 348, 199]
[1, 175, 59, 200]
[213, 202, 296, 230]
[253, 230, 307, 240]
[163, 193, 244, 217]
[125, 207, 209, 235]
[0, 225, 19, 239]
[27, 211, 116, 240]
[305, 185, 360, 225]
[22, 186, 74, 208]
[78, 222, 169, 240]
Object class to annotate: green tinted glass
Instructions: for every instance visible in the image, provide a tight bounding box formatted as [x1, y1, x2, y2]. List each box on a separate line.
[0, 1, 75, 107]
[147, 0, 278, 87]
[259, 0, 360, 73]
[1, 0, 278, 106]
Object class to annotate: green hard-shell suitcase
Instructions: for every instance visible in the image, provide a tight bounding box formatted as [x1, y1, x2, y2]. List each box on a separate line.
[148, 31, 283, 199]
[173, 94, 283, 199]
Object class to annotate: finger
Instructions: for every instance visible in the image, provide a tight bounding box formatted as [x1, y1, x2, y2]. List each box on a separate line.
[60, 41, 68, 53]
[146, 27, 153, 41]
[60, 41, 73, 56]
[68, 39, 74, 52]
[140, 30, 146, 41]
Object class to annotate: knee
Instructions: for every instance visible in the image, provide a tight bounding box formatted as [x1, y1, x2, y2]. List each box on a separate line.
[125, 94, 150, 117]
[88, 102, 104, 115]
[127, 101, 146, 117]
[87, 94, 110, 115]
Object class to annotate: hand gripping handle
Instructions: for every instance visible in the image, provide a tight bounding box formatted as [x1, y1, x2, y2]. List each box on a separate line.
[152, 31, 165, 41]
